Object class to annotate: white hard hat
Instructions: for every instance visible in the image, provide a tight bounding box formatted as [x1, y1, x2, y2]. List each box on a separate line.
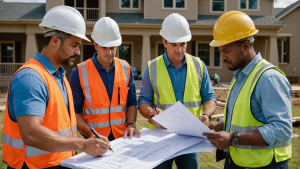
[160, 13, 191, 43]
[39, 5, 90, 42]
[91, 17, 122, 47]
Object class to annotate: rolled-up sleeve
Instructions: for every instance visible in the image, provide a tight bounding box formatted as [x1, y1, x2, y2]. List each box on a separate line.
[138, 65, 154, 108]
[254, 70, 292, 149]
[200, 61, 217, 104]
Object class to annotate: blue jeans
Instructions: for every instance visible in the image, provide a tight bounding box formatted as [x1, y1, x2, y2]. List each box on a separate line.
[154, 153, 200, 169]
[224, 158, 289, 169]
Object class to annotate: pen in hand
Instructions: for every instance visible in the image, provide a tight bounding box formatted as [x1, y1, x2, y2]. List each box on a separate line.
[150, 106, 159, 118]
[90, 127, 114, 154]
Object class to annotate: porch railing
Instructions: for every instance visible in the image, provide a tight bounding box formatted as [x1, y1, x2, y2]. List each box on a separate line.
[76, 8, 100, 21]
[0, 63, 23, 76]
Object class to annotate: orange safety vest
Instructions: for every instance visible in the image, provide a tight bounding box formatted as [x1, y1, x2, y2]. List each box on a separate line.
[2, 59, 77, 169]
[77, 57, 130, 139]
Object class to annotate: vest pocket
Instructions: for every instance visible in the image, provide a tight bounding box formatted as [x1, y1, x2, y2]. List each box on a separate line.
[119, 86, 130, 105]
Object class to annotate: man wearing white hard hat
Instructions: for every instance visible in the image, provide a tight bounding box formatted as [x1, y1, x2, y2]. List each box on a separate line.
[2, 6, 111, 169]
[69, 17, 141, 142]
[138, 13, 217, 168]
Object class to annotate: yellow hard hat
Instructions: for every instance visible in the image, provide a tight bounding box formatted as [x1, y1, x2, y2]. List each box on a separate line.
[210, 11, 259, 47]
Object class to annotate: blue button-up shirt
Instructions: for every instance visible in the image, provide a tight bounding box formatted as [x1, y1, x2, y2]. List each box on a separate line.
[8, 52, 69, 122]
[138, 52, 217, 108]
[220, 53, 292, 153]
[69, 52, 137, 113]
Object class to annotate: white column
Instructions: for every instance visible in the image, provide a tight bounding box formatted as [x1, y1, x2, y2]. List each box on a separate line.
[141, 35, 151, 75]
[100, 0, 106, 18]
[267, 36, 279, 67]
[25, 33, 38, 62]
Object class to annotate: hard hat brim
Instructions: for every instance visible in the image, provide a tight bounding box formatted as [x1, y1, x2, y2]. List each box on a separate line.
[160, 33, 191, 43]
[93, 37, 122, 47]
[210, 30, 259, 47]
[75, 34, 91, 42]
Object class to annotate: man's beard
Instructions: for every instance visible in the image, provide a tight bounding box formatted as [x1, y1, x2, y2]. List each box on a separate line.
[57, 45, 79, 66]
[61, 55, 77, 66]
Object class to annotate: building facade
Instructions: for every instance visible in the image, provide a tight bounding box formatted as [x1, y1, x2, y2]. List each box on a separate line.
[0, 0, 298, 86]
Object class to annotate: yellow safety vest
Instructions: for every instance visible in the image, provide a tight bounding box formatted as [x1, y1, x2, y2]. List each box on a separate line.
[148, 53, 204, 129]
[223, 59, 292, 167]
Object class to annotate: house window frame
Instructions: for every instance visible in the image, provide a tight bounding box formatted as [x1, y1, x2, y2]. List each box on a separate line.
[196, 41, 222, 69]
[238, 0, 260, 11]
[156, 41, 167, 57]
[210, 0, 227, 13]
[117, 41, 134, 66]
[162, 0, 187, 10]
[0, 41, 15, 63]
[119, 0, 141, 10]
[278, 39, 287, 64]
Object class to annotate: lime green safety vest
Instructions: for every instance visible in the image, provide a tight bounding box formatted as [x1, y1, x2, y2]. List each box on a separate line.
[148, 53, 204, 129]
[224, 59, 292, 167]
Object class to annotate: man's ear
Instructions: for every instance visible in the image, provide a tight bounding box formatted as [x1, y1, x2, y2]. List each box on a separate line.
[162, 38, 167, 48]
[94, 41, 98, 51]
[242, 41, 250, 51]
[50, 35, 60, 48]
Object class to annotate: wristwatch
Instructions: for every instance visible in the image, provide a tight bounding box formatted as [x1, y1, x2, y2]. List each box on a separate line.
[232, 132, 239, 147]
[127, 123, 136, 128]
[203, 113, 212, 121]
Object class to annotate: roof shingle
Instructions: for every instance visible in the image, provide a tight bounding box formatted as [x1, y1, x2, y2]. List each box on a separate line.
[0, 2, 45, 20]
[276, 0, 300, 18]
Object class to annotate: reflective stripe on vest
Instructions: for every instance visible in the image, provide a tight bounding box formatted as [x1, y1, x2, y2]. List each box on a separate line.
[2, 134, 24, 149]
[224, 59, 291, 167]
[231, 125, 291, 149]
[87, 118, 126, 128]
[3, 126, 75, 158]
[82, 105, 127, 115]
[150, 54, 202, 109]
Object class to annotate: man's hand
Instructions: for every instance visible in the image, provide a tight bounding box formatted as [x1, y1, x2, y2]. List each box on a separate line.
[202, 131, 233, 150]
[123, 125, 141, 139]
[149, 108, 165, 129]
[198, 115, 210, 127]
[82, 135, 111, 157]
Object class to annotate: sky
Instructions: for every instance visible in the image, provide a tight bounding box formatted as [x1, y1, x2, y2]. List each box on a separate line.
[2, 0, 299, 8]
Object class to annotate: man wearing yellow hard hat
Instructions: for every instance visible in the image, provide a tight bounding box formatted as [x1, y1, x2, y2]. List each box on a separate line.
[203, 11, 292, 168]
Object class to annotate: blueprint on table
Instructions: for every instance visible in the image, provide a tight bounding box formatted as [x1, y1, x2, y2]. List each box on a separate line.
[61, 129, 205, 169]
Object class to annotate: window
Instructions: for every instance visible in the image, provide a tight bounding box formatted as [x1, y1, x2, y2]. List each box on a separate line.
[120, 0, 140, 9]
[162, 0, 186, 10]
[277, 39, 287, 63]
[198, 44, 210, 66]
[211, 0, 225, 13]
[196, 42, 221, 68]
[239, 0, 258, 10]
[117, 42, 134, 65]
[157, 43, 167, 56]
[0, 43, 14, 63]
[65, 0, 99, 20]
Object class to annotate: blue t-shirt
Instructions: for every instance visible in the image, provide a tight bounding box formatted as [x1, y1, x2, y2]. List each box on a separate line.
[8, 52, 69, 122]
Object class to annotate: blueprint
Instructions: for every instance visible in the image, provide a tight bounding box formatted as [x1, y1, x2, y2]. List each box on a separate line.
[61, 129, 204, 169]
[153, 101, 212, 138]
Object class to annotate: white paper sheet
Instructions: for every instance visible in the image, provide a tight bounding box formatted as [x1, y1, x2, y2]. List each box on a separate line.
[140, 128, 216, 161]
[61, 129, 204, 169]
[153, 101, 212, 138]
